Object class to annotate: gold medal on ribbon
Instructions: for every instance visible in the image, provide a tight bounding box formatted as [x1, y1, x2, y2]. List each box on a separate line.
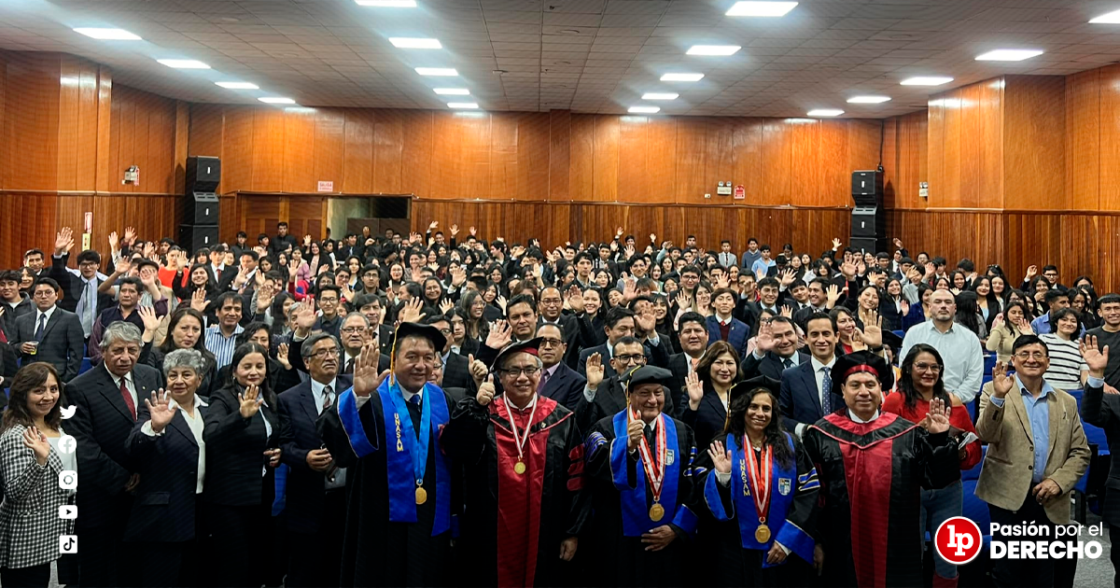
[415, 486, 428, 505]
[649, 503, 665, 522]
[501, 395, 538, 479]
[514, 461, 527, 475]
[755, 524, 771, 543]
[635, 410, 668, 524]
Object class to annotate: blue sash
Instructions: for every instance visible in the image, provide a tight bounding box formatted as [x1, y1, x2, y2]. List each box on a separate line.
[610, 410, 681, 537]
[380, 380, 450, 536]
[703, 432, 815, 565]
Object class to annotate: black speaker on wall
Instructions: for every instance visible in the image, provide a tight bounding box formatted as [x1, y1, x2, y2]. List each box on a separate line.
[181, 193, 220, 225]
[179, 225, 220, 252]
[850, 170, 887, 252]
[850, 237, 888, 255]
[186, 156, 221, 193]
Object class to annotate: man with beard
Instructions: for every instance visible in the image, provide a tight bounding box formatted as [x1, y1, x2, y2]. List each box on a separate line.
[441, 339, 589, 586]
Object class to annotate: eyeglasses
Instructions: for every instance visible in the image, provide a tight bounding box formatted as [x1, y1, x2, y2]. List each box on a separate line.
[1014, 351, 1047, 360]
[33, 290, 54, 297]
[539, 337, 564, 348]
[501, 366, 540, 378]
[614, 354, 646, 364]
[913, 363, 942, 373]
[340, 327, 367, 334]
[310, 348, 340, 359]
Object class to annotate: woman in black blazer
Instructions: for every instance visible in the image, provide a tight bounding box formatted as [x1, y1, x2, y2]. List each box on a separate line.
[140, 308, 220, 399]
[203, 342, 282, 588]
[124, 348, 209, 588]
[681, 340, 743, 447]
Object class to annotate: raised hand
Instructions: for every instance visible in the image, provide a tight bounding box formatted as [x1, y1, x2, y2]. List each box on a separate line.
[145, 389, 179, 433]
[1025, 265, 1038, 280]
[1080, 335, 1109, 376]
[674, 292, 691, 310]
[190, 288, 208, 313]
[486, 319, 513, 350]
[450, 266, 467, 287]
[353, 341, 390, 397]
[586, 352, 606, 391]
[831, 238, 842, 250]
[143, 241, 156, 260]
[114, 256, 130, 276]
[450, 224, 459, 236]
[477, 374, 496, 406]
[398, 297, 426, 324]
[755, 322, 775, 353]
[715, 274, 730, 290]
[468, 354, 488, 385]
[138, 305, 161, 334]
[124, 226, 137, 245]
[900, 299, 911, 316]
[238, 384, 263, 418]
[566, 286, 585, 314]
[624, 245, 635, 259]
[992, 313, 1005, 332]
[649, 233, 657, 243]
[496, 295, 508, 314]
[429, 221, 439, 231]
[623, 279, 637, 302]
[861, 311, 883, 349]
[780, 305, 793, 319]
[22, 426, 50, 465]
[708, 440, 732, 474]
[469, 226, 477, 236]
[616, 226, 624, 238]
[779, 268, 796, 288]
[304, 234, 312, 246]
[924, 397, 952, 434]
[276, 343, 292, 370]
[627, 417, 644, 451]
[438, 299, 453, 314]
[55, 227, 75, 254]
[991, 361, 1013, 398]
[685, 371, 704, 409]
[108, 231, 119, 251]
[840, 260, 857, 280]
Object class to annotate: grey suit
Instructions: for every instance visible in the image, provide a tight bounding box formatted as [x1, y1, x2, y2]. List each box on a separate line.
[10, 307, 85, 381]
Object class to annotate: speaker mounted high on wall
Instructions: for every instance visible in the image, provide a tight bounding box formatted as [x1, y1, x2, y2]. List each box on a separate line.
[186, 156, 221, 194]
[179, 225, 220, 252]
[182, 193, 219, 226]
[850, 170, 887, 253]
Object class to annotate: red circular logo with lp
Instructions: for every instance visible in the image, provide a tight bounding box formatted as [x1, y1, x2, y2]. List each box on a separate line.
[934, 516, 983, 565]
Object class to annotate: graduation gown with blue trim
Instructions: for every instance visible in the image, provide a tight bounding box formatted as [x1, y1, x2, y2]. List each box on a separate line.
[699, 432, 819, 587]
[584, 411, 701, 588]
[440, 394, 591, 588]
[802, 411, 958, 588]
[316, 380, 456, 588]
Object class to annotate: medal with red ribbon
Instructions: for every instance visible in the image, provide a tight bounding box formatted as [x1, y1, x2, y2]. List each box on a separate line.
[744, 436, 773, 543]
[634, 409, 667, 522]
[500, 394, 538, 475]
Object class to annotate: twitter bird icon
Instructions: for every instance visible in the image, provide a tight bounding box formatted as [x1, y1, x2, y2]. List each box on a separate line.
[60, 406, 76, 419]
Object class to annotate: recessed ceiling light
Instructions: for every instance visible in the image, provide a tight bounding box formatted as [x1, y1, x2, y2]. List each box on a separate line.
[726, 1, 798, 17]
[448, 102, 479, 109]
[74, 28, 141, 41]
[389, 37, 442, 49]
[686, 45, 741, 56]
[416, 67, 458, 76]
[975, 49, 1044, 61]
[629, 106, 661, 114]
[259, 97, 296, 104]
[661, 73, 704, 82]
[356, 0, 416, 6]
[847, 95, 892, 104]
[642, 92, 679, 100]
[1090, 9, 1120, 23]
[900, 76, 953, 86]
[216, 81, 259, 90]
[807, 109, 843, 117]
[157, 59, 210, 69]
[434, 88, 470, 95]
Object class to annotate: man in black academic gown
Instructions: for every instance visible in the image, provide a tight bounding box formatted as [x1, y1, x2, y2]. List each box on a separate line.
[440, 338, 590, 587]
[802, 351, 959, 588]
[317, 323, 457, 587]
[584, 365, 701, 588]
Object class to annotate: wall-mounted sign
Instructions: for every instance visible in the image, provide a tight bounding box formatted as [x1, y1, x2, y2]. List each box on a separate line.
[716, 181, 733, 196]
[318, 181, 335, 192]
[734, 185, 745, 200]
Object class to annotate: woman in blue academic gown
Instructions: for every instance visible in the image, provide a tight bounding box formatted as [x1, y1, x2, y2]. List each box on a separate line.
[701, 375, 819, 587]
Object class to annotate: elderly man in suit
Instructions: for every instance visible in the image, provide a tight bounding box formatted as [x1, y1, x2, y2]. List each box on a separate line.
[1079, 335, 1120, 587]
[10, 278, 84, 382]
[742, 317, 808, 381]
[976, 335, 1090, 588]
[68, 321, 162, 587]
[780, 312, 843, 437]
[535, 323, 585, 410]
[279, 331, 353, 587]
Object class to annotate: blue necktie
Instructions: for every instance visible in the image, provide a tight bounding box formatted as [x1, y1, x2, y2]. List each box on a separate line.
[409, 395, 421, 407]
[34, 314, 46, 342]
[821, 368, 833, 415]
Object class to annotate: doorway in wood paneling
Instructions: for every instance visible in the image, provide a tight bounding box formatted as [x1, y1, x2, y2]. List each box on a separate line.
[325, 195, 410, 241]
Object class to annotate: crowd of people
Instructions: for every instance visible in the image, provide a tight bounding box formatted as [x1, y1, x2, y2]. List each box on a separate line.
[0, 220, 1115, 588]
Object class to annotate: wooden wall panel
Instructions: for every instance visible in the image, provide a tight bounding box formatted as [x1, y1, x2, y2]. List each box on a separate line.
[1066, 69, 1100, 211]
[978, 78, 1004, 208]
[819, 120, 849, 207]
[959, 83, 980, 209]
[250, 109, 285, 192]
[345, 109, 375, 193]
[568, 113, 595, 201]
[548, 110, 570, 201]
[400, 110, 433, 198]
[222, 107, 255, 194]
[1003, 76, 1065, 211]
[1099, 65, 1120, 212]
[283, 109, 317, 193]
[4, 52, 61, 191]
[592, 115, 620, 202]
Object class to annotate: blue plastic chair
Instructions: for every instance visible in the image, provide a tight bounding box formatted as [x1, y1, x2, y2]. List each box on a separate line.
[983, 353, 997, 377]
[78, 357, 93, 375]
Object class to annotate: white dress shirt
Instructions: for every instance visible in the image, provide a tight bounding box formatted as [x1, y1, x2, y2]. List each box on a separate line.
[106, 364, 138, 411]
[311, 378, 339, 415]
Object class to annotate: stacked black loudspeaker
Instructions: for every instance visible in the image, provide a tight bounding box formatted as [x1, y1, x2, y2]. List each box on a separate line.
[850, 170, 886, 254]
[181, 156, 222, 252]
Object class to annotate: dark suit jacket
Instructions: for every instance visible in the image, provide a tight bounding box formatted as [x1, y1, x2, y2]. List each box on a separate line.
[49, 253, 114, 316]
[779, 360, 843, 433]
[1081, 382, 1120, 526]
[11, 307, 85, 381]
[681, 384, 728, 446]
[706, 315, 750, 358]
[539, 362, 585, 410]
[442, 351, 476, 394]
[666, 353, 701, 418]
[67, 363, 162, 528]
[576, 336, 672, 378]
[538, 314, 581, 368]
[123, 400, 209, 543]
[278, 375, 353, 534]
[573, 372, 675, 434]
[203, 384, 280, 507]
[742, 350, 810, 381]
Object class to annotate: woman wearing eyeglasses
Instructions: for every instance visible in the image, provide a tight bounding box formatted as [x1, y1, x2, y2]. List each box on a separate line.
[883, 344, 981, 588]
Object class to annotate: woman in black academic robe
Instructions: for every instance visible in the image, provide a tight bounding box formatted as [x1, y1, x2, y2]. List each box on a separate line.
[202, 343, 282, 588]
[698, 378, 818, 587]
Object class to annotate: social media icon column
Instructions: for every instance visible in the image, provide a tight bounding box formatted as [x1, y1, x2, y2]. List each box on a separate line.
[59, 505, 77, 520]
[58, 470, 78, 490]
[59, 535, 78, 554]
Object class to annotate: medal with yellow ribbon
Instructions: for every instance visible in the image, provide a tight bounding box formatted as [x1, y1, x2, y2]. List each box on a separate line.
[744, 437, 773, 543]
[634, 409, 667, 522]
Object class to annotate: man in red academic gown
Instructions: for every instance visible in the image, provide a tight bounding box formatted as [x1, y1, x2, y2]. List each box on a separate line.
[802, 351, 959, 588]
[441, 338, 590, 587]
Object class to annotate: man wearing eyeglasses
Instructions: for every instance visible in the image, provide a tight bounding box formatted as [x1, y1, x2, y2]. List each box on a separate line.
[576, 336, 675, 433]
[277, 331, 351, 587]
[536, 323, 585, 410]
[976, 335, 1089, 588]
[10, 278, 84, 382]
[49, 226, 112, 345]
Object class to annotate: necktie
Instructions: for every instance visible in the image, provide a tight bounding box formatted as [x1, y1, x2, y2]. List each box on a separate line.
[643, 425, 655, 447]
[409, 394, 421, 407]
[120, 378, 137, 421]
[539, 369, 551, 391]
[322, 385, 334, 412]
[344, 357, 354, 375]
[79, 280, 95, 335]
[821, 368, 833, 415]
[782, 357, 793, 369]
[34, 314, 46, 341]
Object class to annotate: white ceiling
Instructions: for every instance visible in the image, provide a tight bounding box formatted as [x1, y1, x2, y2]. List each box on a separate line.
[1, 0, 1119, 117]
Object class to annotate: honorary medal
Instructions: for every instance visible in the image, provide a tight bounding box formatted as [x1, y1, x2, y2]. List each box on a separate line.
[415, 486, 428, 505]
[635, 410, 668, 522]
[514, 461, 527, 475]
[755, 524, 771, 543]
[745, 438, 774, 543]
[500, 394, 538, 478]
[649, 503, 665, 522]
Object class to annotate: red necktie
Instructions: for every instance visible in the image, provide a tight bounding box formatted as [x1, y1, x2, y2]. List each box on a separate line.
[120, 378, 136, 420]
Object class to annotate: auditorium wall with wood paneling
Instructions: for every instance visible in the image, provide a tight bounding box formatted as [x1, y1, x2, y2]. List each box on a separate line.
[0, 50, 187, 270]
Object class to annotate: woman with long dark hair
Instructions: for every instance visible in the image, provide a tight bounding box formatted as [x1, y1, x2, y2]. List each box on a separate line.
[173, 264, 218, 307]
[202, 342, 282, 588]
[140, 307, 220, 399]
[699, 377, 818, 587]
[986, 301, 1033, 363]
[883, 344, 981, 588]
[953, 291, 987, 340]
[682, 340, 743, 447]
[971, 276, 1000, 332]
